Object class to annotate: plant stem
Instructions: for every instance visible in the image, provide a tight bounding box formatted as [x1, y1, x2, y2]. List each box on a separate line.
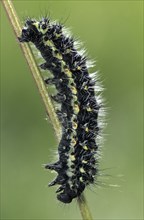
[1, 1, 93, 219]
[1, 0, 61, 140]
[78, 194, 93, 220]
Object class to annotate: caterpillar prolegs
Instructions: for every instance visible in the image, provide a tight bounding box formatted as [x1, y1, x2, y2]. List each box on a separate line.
[19, 17, 104, 203]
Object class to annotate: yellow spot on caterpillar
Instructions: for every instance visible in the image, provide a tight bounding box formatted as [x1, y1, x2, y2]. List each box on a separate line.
[55, 33, 61, 38]
[77, 66, 81, 70]
[70, 155, 75, 161]
[33, 22, 39, 30]
[73, 95, 78, 102]
[55, 53, 62, 60]
[68, 78, 74, 84]
[71, 138, 77, 146]
[87, 107, 92, 112]
[65, 49, 71, 54]
[80, 177, 83, 182]
[71, 86, 77, 95]
[72, 121, 78, 130]
[83, 145, 88, 150]
[45, 40, 54, 47]
[73, 104, 80, 114]
[80, 167, 85, 173]
[85, 127, 89, 132]
[61, 60, 65, 66]
[82, 160, 87, 164]
[84, 86, 88, 90]
[65, 68, 72, 77]
[41, 28, 48, 34]
[67, 170, 73, 177]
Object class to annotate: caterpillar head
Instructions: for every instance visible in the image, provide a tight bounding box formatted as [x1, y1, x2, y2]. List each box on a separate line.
[56, 183, 85, 203]
[18, 18, 49, 43]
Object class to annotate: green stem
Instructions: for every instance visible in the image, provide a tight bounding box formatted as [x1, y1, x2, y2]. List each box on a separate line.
[1, 0, 61, 140]
[78, 194, 93, 220]
[1, 1, 93, 220]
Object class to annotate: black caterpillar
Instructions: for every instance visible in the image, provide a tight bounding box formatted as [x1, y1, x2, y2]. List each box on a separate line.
[19, 17, 104, 203]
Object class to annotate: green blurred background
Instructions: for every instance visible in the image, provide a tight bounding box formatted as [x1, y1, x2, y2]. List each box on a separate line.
[1, 1, 143, 219]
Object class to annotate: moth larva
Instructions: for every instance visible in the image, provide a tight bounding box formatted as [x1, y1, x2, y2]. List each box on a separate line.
[19, 17, 104, 203]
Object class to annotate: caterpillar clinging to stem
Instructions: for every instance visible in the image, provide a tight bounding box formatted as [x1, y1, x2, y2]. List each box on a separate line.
[18, 17, 104, 204]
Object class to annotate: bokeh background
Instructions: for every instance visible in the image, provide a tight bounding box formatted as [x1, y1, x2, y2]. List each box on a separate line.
[1, 1, 143, 219]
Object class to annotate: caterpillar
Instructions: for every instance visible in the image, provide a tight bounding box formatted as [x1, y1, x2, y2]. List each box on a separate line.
[18, 17, 104, 203]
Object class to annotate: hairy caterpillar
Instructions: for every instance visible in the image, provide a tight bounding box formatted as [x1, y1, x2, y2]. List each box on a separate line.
[18, 17, 104, 203]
